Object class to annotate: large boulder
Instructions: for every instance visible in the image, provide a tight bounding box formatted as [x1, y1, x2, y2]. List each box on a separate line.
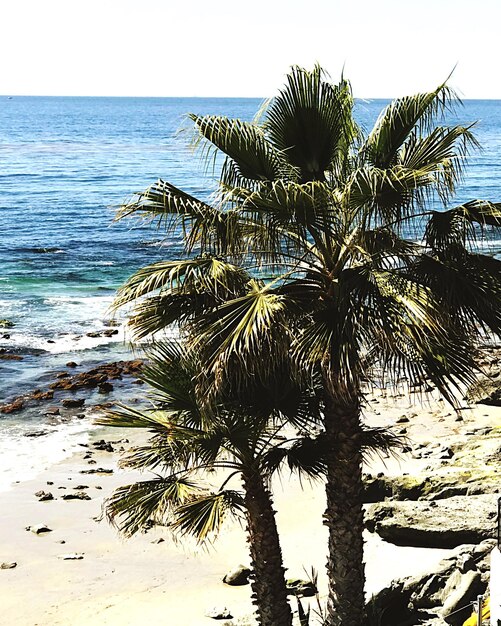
[366, 540, 493, 625]
[366, 495, 498, 548]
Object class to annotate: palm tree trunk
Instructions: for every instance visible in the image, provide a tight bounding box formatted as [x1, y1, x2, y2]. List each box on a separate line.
[241, 469, 293, 626]
[323, 388, 366, 626]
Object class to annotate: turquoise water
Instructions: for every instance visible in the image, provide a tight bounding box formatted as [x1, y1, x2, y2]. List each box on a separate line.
[0, 96, 500, 485]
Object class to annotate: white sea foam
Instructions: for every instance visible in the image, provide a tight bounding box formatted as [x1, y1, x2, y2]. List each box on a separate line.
[0, 419, 101, 493]
[5, 326, 127, 354]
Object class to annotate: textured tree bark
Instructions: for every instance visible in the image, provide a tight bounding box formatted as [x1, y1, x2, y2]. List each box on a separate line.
[242, 469, 293, 626]
[323, 388, 366, 626]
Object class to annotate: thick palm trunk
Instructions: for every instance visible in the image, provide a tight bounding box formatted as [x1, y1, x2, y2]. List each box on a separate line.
[241, 469, 293, 626]
[323, 389, 366, 626]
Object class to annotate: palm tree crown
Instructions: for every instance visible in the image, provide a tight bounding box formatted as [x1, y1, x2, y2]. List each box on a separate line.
[114, 65, 501, 625]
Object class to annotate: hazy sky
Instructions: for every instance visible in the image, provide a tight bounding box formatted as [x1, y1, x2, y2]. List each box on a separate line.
[1, 0, 500, 98]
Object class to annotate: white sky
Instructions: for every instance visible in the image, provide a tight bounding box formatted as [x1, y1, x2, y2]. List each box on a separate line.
[1, 0, 500, 98]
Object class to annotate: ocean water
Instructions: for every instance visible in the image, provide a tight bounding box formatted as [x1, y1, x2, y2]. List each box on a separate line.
[0, 96, 500, 488]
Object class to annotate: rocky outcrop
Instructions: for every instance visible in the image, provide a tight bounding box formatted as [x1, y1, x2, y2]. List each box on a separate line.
[366, 540, 494, 625]
[0, 359, 143, 414]
[366, 495, 498, 548]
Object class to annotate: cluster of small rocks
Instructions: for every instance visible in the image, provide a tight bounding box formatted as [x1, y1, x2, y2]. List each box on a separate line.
[0, 359, 143, 414]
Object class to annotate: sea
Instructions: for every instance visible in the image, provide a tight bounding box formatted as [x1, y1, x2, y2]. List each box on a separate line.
[0, 96, 500, 489]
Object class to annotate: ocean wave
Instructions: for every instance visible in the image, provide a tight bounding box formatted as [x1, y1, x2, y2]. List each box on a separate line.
[0, 419, 99, 493]
[3, 326, 127, 355]
[20, 247, 66, 254]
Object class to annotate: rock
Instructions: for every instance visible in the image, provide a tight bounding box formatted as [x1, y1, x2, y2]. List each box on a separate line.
[73, 485, 89, 490]
[440, 569, 482, 625]
[366, 495, 498, 548]
[34, 491, 54, 501]
[31, 390, 53, 401]
[103, 319, 120, 327]
[92, 440, 114, 452]
[44, 407, 60, 416]
[61, 491, 91, 501]
[98, 382, 113, 393]
[66, 361, 78, 367]
[62, 398, 85, 408]
[24, 430, 49, 438]
[86, 332, 101, 338]
[0, 398, 24, 413]
[0, 562, 17, 569]
[205, 607, 232, 620]
[396, 415, 410, 423]
[1, 333, 10, 339]
[28, 524, 52, 534]
[80, 468, 113, 474]
[0, 354, 23, 361]
[0, 320, 14, 328]
[223, 565, 251, 586]
[58, 553, 84, 560]
[102, 329, 119, 337]
[286, 578, 317, 597]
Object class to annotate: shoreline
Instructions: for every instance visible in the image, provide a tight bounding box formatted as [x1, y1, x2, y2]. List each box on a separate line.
[3, 385, 497, 625]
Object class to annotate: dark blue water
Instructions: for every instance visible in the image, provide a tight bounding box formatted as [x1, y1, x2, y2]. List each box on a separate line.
[0, 97, 500, 479]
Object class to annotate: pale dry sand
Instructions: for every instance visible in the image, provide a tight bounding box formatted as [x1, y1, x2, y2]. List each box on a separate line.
[0, 392, 499, 626]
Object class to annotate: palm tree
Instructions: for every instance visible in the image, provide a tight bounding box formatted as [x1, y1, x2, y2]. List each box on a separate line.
[114, 66, 501, 625]
[98, 342, 327, 626]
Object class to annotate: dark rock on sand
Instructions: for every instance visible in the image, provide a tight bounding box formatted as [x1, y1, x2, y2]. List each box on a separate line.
[80, 468, 113, 474]
[27, 524, 52, 534]
[0, 562, 17, 569]
[205, 607, 232, 620]
[92, 440, 114, 452]
[223, 565, 251, 586]
[61, 492, 91, 501]
[34, 491, 54, 501]
[0, 354, 23, 361]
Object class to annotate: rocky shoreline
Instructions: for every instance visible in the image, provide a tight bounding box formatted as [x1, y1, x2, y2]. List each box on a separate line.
[1, 346, 501, 624]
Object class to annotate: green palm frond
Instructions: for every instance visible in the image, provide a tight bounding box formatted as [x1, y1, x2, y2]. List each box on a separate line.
[105, 475, 202, 537]
[399, 125, 478, 204]
[425, 200, 501, 255]
[412, 253, 501, 335]
[117, 178, 213, 226]
[114, 257, 250, 310]
[171, 490, 245, 544]
[189, 114, 285, 182]
[192, 281, 292, 394]
[117, 179, 245, 255]
[362, 84, 457, 168]
[261, 436, 328, 478]
[227, 180, 337, 239]
[96, 404, 173, 430]
[265, 64, 358, 182]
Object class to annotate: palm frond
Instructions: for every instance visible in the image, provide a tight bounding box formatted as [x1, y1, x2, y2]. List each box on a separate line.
[171, 490, 245, 544]
[425, 200, 501, 256]
[117, 179, 245, 256]
[189, 114, 285, 182]
[105, 475, 202, 537]
[261, 435, 328, 478]
[114, 257, 250, 311]
[265, 64, 358, 182]
[362, 84, 458, 168]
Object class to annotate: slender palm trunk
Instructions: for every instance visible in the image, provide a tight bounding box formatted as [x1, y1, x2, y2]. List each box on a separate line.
[323, 388, 366, 626]
[241, 469, 293, 626]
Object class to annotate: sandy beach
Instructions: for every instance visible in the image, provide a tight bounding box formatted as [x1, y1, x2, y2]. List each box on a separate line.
[2, 386, 498, 626]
